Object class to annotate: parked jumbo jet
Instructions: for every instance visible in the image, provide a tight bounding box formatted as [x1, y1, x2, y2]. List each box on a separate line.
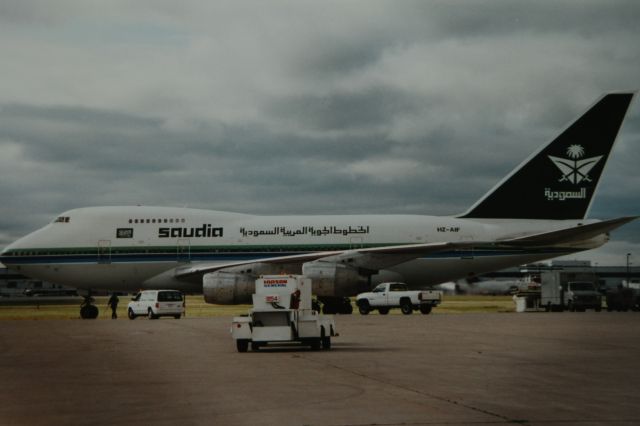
[1, 93, 637, 317]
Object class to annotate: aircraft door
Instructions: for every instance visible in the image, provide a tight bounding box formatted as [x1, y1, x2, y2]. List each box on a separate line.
[98, 240, 111, 264]
[177, 239, 191, 263]
[387, 283, 403, 306]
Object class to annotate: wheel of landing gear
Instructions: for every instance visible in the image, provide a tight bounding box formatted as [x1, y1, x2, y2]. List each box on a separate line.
[341, 298, 353, 314]
[80, 305, 99, 319]
[322, 304, 336, 315]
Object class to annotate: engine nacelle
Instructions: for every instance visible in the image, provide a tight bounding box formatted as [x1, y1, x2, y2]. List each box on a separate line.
[203, 262, 301, 304]
[302, 261, 368, 297]
[203, 271, 254, 304]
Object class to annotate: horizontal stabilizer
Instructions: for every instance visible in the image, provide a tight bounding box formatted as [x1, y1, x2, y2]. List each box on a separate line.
[499, 216, 638, 247]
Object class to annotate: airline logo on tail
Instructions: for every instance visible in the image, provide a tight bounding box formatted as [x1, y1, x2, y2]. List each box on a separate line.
[548, 145, 603, 184]
[544, 145, 603, 202]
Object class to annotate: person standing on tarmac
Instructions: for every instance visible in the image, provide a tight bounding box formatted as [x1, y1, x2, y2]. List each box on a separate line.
[107, 293, 119, 319]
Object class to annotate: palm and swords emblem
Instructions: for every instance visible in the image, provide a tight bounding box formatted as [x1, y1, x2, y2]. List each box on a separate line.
[548, 145, 602, 184]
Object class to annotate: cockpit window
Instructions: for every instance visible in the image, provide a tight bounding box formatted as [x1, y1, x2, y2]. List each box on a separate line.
[53, 216, 70, 223]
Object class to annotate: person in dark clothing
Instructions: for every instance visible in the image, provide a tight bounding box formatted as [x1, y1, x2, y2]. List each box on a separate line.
[108, 293, 119, 319]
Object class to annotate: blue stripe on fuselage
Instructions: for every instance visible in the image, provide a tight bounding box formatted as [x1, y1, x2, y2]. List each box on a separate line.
[0, 247, 572, 266]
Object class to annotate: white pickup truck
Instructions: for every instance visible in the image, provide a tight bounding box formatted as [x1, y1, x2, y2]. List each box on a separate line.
[356, 282, 442, 315]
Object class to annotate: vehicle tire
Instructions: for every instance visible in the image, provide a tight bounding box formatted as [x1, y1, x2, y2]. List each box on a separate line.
[174, 314, 181, 319]
[595, 306, 602, 312]
[358, 300, 370, 315]
[320, 326, 331, 350]
[378, 307, 389, 315]
[236, 339, 249, 353]
[419, 304, 432, 315]
[400, 299, 413, 315]
[567, 301, 575, 312]
[322, 336, 331, 350]
[148, 309, 157, 320]
[128, 308, 136, 320]
[311, 338, 321, 351]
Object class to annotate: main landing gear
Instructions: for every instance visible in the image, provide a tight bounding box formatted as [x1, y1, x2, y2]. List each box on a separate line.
[318, 296, 353, 315]
[80, 294, 99, 319]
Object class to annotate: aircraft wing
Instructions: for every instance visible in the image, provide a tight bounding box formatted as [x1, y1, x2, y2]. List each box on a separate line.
[498, 216, 638, 247]
[173, 241, 461, 279]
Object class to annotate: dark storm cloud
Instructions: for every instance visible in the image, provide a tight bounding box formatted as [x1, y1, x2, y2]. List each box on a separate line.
[267, 86, 420, 132]
[424, 1, 640, 38]
[0, 104, 170, 170]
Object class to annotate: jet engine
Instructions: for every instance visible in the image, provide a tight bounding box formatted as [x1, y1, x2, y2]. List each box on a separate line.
[302, 261, 369, 297]
[202, 262, 301, 304]
[203, 270, 254, 304]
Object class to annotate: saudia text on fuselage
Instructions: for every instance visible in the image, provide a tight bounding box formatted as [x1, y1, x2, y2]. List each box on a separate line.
[158, 224, 224, 238]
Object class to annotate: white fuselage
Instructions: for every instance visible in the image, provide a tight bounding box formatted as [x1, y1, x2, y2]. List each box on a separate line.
[0, 206, 602, 293]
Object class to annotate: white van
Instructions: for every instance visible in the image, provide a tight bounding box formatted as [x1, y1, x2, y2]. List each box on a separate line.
[127, 290, 184, 319]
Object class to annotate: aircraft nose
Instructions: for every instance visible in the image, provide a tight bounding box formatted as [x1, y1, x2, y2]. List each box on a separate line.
[1, 238, 21, 260]
[1, 232, 36, 261]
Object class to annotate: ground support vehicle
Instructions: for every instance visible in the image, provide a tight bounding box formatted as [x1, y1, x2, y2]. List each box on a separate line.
[541, 271, 602, 312]
[231, 275, 337, 352]
[606, 286, 639, 311]
[356, 282, 442, 315]
[127, 290, 185, 319]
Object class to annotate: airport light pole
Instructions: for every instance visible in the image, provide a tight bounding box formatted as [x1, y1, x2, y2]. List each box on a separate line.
[626, 253, 631, 287]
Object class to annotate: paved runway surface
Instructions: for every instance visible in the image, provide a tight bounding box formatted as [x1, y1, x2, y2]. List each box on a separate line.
[1, 312, 639, 425]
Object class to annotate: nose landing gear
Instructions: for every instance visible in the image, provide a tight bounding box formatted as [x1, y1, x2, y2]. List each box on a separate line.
[80, 294, 99, 319]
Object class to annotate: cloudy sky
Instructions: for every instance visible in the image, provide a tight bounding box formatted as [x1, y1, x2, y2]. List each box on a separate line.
[0, 0, 638, 266]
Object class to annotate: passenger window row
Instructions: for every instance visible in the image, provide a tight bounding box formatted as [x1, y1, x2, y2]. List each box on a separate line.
[128, 218, 186, 224]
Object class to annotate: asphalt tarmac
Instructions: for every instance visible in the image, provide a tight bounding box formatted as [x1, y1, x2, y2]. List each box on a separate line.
[1, 312, 639, 426]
